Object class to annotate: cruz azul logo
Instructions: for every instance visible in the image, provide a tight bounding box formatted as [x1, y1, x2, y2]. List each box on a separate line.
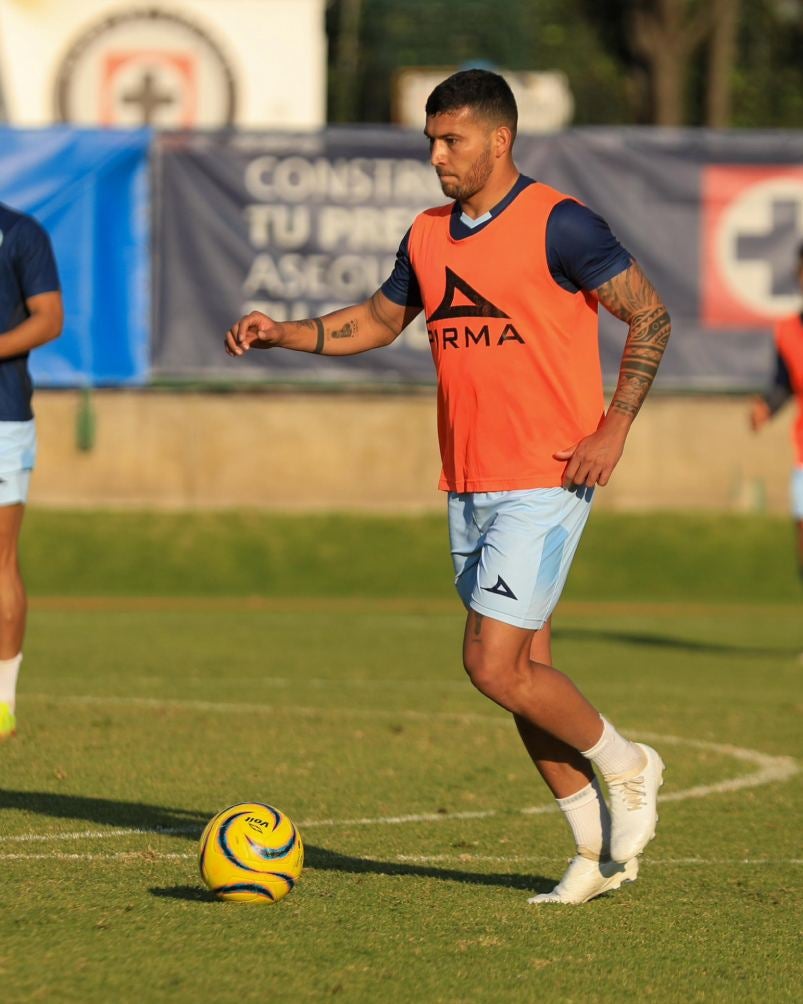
[55, 9, 237, 128]
[426, 268, 525, 349]
[702, 166, 803, 328]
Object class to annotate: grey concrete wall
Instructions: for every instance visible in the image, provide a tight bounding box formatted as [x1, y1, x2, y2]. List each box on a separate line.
[29, 390, 797, 513]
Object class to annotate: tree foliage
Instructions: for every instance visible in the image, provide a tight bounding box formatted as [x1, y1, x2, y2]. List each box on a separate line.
[326, 0, 803, 127]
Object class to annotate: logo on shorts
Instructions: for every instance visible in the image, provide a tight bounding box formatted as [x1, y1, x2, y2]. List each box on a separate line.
[482, 575, 517, 600]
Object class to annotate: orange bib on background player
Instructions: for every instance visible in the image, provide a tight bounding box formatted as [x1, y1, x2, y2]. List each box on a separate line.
[775, 314, 803, 465]
[408, 183, 605, 493]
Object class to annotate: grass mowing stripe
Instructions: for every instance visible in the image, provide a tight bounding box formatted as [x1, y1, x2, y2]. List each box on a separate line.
[27, 595, 803, 616]
[4, 711, 796, 836]
[20, 693, 800, 792]
[21, 509, 803, 602]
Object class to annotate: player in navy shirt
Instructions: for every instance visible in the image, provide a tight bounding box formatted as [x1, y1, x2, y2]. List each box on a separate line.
[0, 202, 62, 740]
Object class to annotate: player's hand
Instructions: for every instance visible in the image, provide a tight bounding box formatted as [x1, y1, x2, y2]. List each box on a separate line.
[749, 397, 770, 432]
[554, 424, 627, 489]
[224, 311, 281, 356]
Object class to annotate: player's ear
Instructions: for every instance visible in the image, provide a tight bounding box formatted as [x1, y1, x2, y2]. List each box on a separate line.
[494, 125, 513, 158]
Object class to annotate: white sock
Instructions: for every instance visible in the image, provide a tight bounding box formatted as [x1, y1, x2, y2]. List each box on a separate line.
[581, 716, 644, 779]
[556, 777, 611, 860]
[0, 653, 22, 712]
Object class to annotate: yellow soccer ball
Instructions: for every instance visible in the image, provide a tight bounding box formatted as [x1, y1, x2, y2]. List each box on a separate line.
[198, 802, 304, 903]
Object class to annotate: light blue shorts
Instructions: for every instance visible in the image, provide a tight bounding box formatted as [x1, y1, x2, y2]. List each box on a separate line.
[792, 466, 803, 521]
[448, 486, 594, 631]
[0, 420, 36, 506]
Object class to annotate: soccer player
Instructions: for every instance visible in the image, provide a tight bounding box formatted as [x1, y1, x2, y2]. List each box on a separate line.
[0, 202, 63, 740]
[749, 243, 803, 580]
[224, 70, 670, 904]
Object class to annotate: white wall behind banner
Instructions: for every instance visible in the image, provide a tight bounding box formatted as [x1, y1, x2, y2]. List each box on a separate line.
[0, 0, 326, 128]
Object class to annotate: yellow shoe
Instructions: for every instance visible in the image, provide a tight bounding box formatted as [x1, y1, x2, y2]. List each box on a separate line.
[0, 701, 16, 740]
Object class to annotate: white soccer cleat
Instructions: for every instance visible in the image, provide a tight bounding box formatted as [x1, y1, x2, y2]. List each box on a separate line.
[607, 743, 665, 863]
[528, 853, 639, 905]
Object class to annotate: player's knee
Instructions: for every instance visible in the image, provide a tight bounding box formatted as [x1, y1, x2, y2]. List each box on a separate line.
[462, 646, 509, 702]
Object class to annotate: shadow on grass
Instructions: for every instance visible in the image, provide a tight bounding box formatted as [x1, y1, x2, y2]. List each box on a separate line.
[0, 788, 209, 835]
[555, 626, 799, 658]
[150, 885, 220, 903]
[0, 789, 554, 896]
[150, 843, 551, 901]
[303, 844, 549, 892]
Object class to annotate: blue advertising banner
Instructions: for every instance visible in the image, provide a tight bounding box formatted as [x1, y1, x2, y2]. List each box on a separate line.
[517, 129, 803, 391]
[0, 127, 151, 385]
[153, 129, 443, 383]
[153, 127, 803, 390]
[5, 127, 800, 389]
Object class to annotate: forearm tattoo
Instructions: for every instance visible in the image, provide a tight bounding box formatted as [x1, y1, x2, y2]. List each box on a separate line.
[330, 320, 357, 340]
[297, 318, 325, 353]
[595, 263, 671, 419]
[313, 317, 325, 354]
[302, 316, 356, 354]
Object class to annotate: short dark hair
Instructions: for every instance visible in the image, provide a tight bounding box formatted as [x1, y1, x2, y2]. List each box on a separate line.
[425, 69, 518, 137]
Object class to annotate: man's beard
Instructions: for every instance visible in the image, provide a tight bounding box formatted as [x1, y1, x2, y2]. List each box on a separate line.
[438, 146, 493, 202]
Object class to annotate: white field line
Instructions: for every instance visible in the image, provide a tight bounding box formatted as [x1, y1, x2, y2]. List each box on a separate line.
[0, 852, 194, 861]
[24, 692, 493, 724]
[3, 696, 798, 846]
[277, 731, 798, 828]
[393, 855, 803, 866]
[1, 827, 199, 843]
[628, 731, 798, 803]
[0, 851, 800, 867]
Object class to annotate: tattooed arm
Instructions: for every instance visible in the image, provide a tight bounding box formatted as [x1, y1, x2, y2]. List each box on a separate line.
[224, 291, 421, 358]
[555, 260, 671, 488]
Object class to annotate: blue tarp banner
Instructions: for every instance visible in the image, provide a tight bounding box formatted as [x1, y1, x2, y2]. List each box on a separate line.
[152, 129, 443, 384]
[153, 127, 803, 390]
[0, 127, 151, 385]
[3, 126, 802, 389]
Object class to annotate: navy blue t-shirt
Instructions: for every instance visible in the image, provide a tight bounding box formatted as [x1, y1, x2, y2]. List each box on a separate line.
[0, 203, 61, 421]
[382, 175, 631, 308]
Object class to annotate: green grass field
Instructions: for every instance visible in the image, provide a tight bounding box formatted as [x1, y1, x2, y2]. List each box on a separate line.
[1, 511, 801, 1002]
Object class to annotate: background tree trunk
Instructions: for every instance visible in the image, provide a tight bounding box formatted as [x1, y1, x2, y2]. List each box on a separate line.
[628, 0, 713, 125]
[706, 0, 740, 127]
[332, 0, 363, 123]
